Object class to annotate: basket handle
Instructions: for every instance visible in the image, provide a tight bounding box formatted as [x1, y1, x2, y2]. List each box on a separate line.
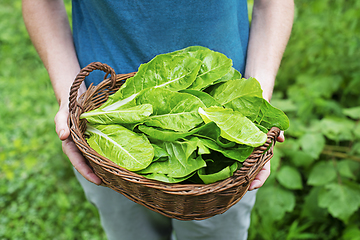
[237, 126, 280, 182]
[69, 62, 116, 112]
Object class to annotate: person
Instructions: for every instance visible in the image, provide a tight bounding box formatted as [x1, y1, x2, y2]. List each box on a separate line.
[22, 1, 293, 239]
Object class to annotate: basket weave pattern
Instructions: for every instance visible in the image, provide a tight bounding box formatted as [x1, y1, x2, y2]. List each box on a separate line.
[68, 62, 280, 221]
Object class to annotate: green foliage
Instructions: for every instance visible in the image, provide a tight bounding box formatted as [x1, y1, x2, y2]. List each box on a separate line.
[0, 0, 106, 239]
[249, 0, 360, 239]
[84, 47, 288, 184]
[2, 0, 360, 239]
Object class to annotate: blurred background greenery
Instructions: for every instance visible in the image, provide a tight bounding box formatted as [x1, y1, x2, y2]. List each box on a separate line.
[0, 0, 359, 239]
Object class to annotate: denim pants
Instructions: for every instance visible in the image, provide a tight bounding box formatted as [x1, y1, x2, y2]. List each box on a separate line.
[74, 169, 257, 240]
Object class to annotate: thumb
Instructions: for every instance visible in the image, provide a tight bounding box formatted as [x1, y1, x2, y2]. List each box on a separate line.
[55, 107, 70, 141]
[277, 131, 285, 143]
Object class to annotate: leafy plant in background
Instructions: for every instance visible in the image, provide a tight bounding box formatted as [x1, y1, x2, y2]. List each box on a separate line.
[0, 0, 106, 239]
[248, 0, 360, 239]
[1, 0, 360, 239]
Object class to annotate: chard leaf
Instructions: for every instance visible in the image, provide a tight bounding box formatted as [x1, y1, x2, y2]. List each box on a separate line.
[195, 139, 211, 155]
[201, 156, 237, 173]
[201, 68, 242, 96]
[136, 160, 170, 175]
[101, 54, 202, 110]
[137, 151, 206, 180]
[138, 125, 195, 142]
[138, 122, 217, 142]
[145, 112, 202, 132]
[165, 142, 206, 178]
[211, 78, 263, 105]
[152, 144, 169, 162]
[198, 162, 238, 184]
[213, 67, 242, 84]
[180, 89, 222, 108]
[164, 141, 207, 178]
[198, 106, 267, 147]
[137, 139, 204, 177]
[170, 45, 210, 54]
[196, 137, 253, 162]
[225, 96, 290, 131]
[225, 96, 263, 122]
[255, 123, 269, 133]
[85, 124, 153, 171]
[80, 104, 153, 125]
[141, 172, 196, 183]
[171, 46, 233, 90]
[135, 88, 206, 114]
[187, 50, 232, 90]
[254, 99, 290, 131]
[131, 88, 205, 132]
[191, 121, 235, 148]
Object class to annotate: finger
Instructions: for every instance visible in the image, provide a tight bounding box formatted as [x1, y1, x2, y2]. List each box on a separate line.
[277, 131, 285, 143]
[55, 108, 70, 141]
[249, 161, 271, 191]
[62, 138, 102, 185]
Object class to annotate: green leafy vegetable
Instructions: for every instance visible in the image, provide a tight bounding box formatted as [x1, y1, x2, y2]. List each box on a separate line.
[195, 137, 253, 162]
[180, 89, 222, 108]
[131, 88, 205, 132]
[138, 122, 217, 142]
[163, 141, 207, 178]
[140, 172, 196, 184]
[82, 46, 289, 184]
[209, 77, 289, 130]
[198, 106, 267, 147]
[198, 162, 239, 184]
[151, 144, 169, 162]
[137, 140, 206, 178]
[170, 46, 233, 90]
[254, 99, 290, 131]
[80, 104, 153, 125]
[90, 53, 202, 111]
[211, 78, 263, 105]
[211, 67, 242, 85]
[86, 125, 154, 171]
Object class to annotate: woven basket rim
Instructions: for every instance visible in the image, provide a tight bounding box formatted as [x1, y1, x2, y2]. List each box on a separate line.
[70, 98, 277, 190]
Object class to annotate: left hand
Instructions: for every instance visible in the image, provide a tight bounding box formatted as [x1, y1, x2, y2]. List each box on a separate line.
[249, 131, 284, 190]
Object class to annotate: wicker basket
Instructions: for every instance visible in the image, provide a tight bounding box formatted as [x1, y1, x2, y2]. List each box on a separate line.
[68, 62, 280, 221]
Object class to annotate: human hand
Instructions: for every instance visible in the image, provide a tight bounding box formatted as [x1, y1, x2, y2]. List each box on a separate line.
[249, 131, 284, 190]
[55, 106, 102, 185]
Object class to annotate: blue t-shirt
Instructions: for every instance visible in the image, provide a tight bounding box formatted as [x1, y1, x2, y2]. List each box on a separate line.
[72, 0, 250, 87]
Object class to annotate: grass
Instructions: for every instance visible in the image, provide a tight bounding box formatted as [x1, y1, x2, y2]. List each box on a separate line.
[0, 1, 106, 239]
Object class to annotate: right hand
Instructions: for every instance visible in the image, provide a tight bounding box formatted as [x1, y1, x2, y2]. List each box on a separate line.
[55, 105, 102, 185]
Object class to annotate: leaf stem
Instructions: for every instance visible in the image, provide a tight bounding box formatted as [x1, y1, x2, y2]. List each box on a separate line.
[321, 150, 360, 162]
[331, 157, 342, 185]
[323, 145, 351, 153]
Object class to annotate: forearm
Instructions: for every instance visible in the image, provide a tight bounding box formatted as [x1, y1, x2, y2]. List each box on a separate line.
[22, 0, 84, 108]
[245, 0, 294, 102]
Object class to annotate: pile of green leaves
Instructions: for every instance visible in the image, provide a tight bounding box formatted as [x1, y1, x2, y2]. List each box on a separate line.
[81, 46, 289, 184]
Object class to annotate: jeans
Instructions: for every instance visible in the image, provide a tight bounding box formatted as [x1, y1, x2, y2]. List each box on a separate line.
[74, 169, 257, 240]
